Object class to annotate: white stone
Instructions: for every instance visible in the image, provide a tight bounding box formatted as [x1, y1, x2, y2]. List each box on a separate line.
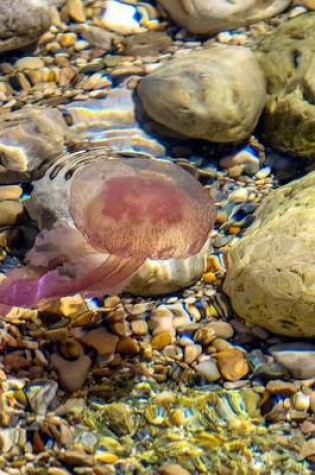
[102, 0, 145, 34]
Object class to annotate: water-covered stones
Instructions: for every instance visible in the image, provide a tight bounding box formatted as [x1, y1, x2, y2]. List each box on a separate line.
[0, 0, 52, 54]
[157, 0, 291, 34]
[224, 171, 315, 338]
[254, 13, 315, 159]
[138, 45, 266, 143]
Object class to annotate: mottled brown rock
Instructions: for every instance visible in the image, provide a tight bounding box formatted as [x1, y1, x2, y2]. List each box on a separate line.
[254, 13, 315, 158]
[138, 45, 266, 143]
[224, 171, 315, 337]
[0, 0, 52, 54]
[157, 0, 291, 34]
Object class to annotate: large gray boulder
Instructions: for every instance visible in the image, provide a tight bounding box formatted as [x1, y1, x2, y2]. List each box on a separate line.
[157, 0, 291, 35]
[0, 0, 52, 54]
[223, 171, 315, 338]
[138, 45, 266, 143]
[254, 13, 315, 159]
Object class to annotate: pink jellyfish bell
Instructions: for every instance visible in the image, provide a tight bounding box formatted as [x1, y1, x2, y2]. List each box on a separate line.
[70, 157, 214, 260]
[0, 155, 215, 308]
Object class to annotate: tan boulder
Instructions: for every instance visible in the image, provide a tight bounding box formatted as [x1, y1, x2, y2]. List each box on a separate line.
[223, 171, 315, 337]
[157, 0, 291, 35]
[138, 45, 266, 143]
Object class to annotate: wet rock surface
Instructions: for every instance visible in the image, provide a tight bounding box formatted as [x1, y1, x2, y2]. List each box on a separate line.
[157, 0, 292, 34]
[0, 0, 314, 474]
[224, 170, 315, 338]
[0, 0, 52, 54]
[138, 45, 266, 142]
[254, 12, 315, 159]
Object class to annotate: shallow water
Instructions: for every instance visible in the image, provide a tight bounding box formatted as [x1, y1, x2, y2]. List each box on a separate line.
[0, 1, 314, 474]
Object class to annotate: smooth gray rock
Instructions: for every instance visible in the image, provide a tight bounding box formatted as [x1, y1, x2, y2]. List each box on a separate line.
[269, 343, 315, 379]
[157, 0, 292, 35]
[0, 0, 52, 54]
[138, 45, 266, 143]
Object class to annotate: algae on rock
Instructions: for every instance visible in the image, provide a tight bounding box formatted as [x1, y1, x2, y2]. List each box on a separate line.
[224, 170, 315, 337]
[253, 13, 315, 159]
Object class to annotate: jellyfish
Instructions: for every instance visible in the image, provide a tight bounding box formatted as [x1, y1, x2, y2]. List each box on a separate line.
[0, 156, 215, 307]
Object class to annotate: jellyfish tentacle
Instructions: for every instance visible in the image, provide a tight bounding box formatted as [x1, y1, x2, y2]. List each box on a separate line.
[0, 223, 143, 307]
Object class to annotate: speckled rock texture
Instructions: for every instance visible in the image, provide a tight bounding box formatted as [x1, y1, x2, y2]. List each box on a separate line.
[0, 0, 52, 54]
[223, 171, 315, 338]
[157, 0, 291, 34]
[138, 45, 266, 143]
[254, 13, 315, 159]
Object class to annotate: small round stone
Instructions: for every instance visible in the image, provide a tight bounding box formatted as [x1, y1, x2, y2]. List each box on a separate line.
[159, 463, 191, 475]
[228, 188, 249, 203]
[216, 348, 249, 381]
[15, 57, 45, 70]
[151, 331, 173, 350]
[195, 359, 221, 382]
[0, 201, 24, 226]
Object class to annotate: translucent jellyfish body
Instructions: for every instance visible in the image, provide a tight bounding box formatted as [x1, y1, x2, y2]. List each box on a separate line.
[0, 150, 215, 307]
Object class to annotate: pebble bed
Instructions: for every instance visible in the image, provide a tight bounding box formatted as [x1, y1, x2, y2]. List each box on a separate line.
[0, 1, 315, 474]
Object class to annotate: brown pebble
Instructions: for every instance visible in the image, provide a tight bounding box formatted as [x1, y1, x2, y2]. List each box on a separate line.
[59, 339, 82, 359]
[266, 380, 297, 396]
[310, 392, 315, 413]
[51, 353, 91, 392]
[15, 57, 45, 70]
[208, 321, 234, 339]
[59, 295, 85, 316]
[116, 336, 140, 355]
[301, 420, 315, 435]
[159, 464, 190, 475]
[67, 0, 86, 22]
[216, 348, 249, 381]
[184, 344, 202, 364]
[80, 327, 119, 355]
[194, 325, 215, 345]
[0, 201, 24, 226]
[58, 450, 94, 466]
[151, 331, 172, 350]
[43, 328, 69, 342]
[0, 185, 22, 201]
[131, 319, 148, 336]
[303, 0, 315, 10]
[210, 338, 233, 351]
[47, 469, 71, 475]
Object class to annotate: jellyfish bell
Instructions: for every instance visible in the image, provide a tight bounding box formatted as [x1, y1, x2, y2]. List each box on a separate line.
[0, 152, 215, 308]
[70, 157, 214, 260]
